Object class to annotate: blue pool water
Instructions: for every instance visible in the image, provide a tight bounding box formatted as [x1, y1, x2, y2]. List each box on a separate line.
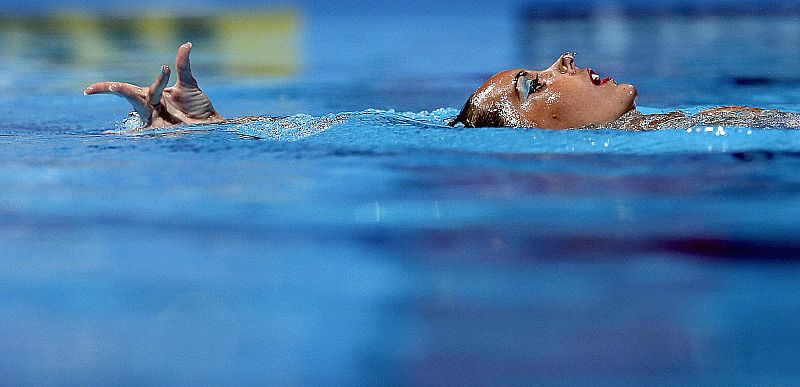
[3, 7, 800, 385]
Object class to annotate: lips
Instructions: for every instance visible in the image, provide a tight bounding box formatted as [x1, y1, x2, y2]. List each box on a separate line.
[587, 68, 612, 86]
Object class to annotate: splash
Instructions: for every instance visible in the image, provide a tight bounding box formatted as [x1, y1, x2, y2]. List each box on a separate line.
[103, 108, 460, 139]
[229, 108, 457, 140]
[104, 112, 212, 136]
[229, 113, 352, 141]
[592, 108, 800, 131]
[120, 112, 145, 131]
[104, 106, 800, 138]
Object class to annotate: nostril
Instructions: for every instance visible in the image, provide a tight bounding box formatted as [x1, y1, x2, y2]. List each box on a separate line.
[559, 58, 573, 73]
[558, 52, 577, 73]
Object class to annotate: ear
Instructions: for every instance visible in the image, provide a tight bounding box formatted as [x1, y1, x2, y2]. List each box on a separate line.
[450, 93, 476, 127]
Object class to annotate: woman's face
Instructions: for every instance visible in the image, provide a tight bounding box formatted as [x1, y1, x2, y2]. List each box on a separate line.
[466, 53, 637, 128]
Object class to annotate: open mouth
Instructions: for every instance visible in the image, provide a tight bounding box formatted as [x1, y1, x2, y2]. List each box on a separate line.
[588, 68, 612, 86]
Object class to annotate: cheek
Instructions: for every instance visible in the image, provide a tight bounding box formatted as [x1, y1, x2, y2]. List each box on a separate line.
[534, 89, 610, 127]
[543, 81, 593, 109]
[519, 95, 555, 124]
[553, 83, 622, 115]
[539, 92, 583, 118]
[527, 89, 564, 110]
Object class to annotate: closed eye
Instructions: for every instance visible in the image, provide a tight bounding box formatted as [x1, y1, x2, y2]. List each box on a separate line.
[512, 70, 525, 89]
[514, 71, 543, 98]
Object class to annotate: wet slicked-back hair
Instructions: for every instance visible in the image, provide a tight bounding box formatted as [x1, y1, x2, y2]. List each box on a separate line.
[449, 92, 502, 128]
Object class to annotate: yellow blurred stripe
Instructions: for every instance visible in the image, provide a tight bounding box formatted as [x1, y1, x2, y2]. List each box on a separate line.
[0, 10, 300, 76]
[213, 11, 300, 75]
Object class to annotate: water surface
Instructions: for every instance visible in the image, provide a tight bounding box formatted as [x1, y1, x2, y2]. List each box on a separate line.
[3, 8, 800, 385]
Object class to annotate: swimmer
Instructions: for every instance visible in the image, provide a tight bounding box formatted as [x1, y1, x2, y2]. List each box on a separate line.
[86, 44, 800, 130]
[450, 52, 800, 130]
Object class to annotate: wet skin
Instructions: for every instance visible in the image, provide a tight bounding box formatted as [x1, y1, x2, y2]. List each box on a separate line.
[463, 53, 638, 129]
[85, 43, 224, 128]
[87, 45, 795, 130]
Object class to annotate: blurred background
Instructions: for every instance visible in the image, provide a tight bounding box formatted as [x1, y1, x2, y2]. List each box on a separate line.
[3, 1, 800, 386]
[3, 0, 800, 115]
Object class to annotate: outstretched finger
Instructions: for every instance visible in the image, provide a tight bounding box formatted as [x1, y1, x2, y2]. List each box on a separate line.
[84, 82, 151, 124]
[174, 42, 198, 88]
[148, 65, 171, 105]
[84, 82, 144, 99]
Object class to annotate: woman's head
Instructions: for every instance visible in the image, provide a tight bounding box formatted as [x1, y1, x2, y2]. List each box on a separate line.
[453, 53, 637, 129]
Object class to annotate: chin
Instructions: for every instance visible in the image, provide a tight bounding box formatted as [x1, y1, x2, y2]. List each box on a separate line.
[624, 84, 638, 103]
[616, 84, 637, 114]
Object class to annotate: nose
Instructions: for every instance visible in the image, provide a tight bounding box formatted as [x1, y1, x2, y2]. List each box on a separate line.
[553, 52, 577, 74]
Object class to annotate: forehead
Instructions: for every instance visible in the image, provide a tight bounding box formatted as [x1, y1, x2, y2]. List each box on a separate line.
[475, 69, 523, 96]
[487, 69, 525, 83]
[481, 67, 553, 87]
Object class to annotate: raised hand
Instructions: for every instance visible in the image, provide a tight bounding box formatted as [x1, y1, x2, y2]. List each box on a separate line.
[85, 42, 224, 128]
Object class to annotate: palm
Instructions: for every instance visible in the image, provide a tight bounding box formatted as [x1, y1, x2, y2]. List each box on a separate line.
[85, 43, 223, 128]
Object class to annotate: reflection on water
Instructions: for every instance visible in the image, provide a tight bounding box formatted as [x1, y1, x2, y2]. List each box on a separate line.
[0, 11, 300, 75]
